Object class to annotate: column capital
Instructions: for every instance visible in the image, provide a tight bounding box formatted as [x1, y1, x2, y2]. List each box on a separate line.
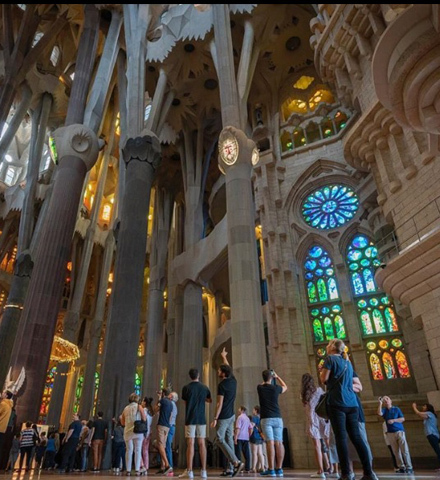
[218, 125, 259, 172]
[122, 130, 162, 170]
[53, 124, 100, 171]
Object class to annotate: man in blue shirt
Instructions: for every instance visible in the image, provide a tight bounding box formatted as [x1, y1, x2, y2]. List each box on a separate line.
[378, 396, 413, 473]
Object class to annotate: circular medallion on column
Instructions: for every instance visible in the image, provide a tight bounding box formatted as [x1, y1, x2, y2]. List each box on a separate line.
[251, 146, 259, 166]
[219, 130, 239, 165]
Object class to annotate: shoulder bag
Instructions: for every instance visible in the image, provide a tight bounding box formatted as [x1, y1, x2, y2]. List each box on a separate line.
[132, 404, 148, 434]
[315, 361, 348, 420]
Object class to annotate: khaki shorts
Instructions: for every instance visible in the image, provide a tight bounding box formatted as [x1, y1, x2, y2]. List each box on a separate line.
[157, 425, 170, 447]
[185, 425, 206, 438]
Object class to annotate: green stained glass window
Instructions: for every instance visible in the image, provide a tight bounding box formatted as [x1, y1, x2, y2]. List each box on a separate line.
[302, 185, 359, 230]
[323, 317, 334, 339]
[305, 245, 347, 346]
[74, 374, 84, 414]
[93, 371, 100, 415]
[346, 235, 401, 336]
[317, 278, 328, 301]
[313, 319, 324, 342]
[134, 371, 142, 396]
[334, 315, 346, 338]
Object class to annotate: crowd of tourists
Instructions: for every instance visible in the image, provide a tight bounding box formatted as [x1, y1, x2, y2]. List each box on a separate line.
[1, 340, 439, 478]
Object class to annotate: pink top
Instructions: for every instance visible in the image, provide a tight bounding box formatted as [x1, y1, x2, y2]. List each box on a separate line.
[236, 412, 251, 441]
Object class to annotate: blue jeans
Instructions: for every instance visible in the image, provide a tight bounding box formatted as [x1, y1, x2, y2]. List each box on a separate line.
[260, 417, 283, 442]
[81, 445, 89, 471]
[165, 425, 175, 467]
[427, 434, 440, 464]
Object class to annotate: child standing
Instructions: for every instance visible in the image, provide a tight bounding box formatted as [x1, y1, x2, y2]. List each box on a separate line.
[5, 433, 20, 472]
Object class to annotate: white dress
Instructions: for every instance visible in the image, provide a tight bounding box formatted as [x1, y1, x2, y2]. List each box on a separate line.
[305, 387, 330, 439]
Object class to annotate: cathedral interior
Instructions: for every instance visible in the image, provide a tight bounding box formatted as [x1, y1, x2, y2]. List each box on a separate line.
[1, 3, 440, 471]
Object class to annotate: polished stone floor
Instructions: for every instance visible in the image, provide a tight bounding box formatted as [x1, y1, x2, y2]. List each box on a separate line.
[2, 471, 440, 479]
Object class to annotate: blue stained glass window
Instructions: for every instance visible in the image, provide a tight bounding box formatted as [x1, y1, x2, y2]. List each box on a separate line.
[352, 272, 364, 295]
[328, 278, 338, 300]
[305, 246, 339, 303]
[363, 269, 376, 292]
[302, 184, 359, 230]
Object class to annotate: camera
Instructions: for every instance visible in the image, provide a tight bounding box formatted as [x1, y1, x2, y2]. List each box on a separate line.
[270, 369, 275, 376]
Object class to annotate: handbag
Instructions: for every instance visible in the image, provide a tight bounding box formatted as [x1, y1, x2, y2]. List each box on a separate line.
[132, 403, 148, 434]
[315, 361, 348, 420]
[133, 420, 148, 434]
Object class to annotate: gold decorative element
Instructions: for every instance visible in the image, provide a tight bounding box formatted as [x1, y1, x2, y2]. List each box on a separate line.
[50, 336, 80, 363]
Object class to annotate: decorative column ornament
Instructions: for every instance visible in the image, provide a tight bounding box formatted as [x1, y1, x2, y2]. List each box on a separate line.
[8, 124, 99, 422]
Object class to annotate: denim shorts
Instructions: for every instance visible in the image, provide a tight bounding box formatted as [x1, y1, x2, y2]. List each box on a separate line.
[261, 417, 283, 442]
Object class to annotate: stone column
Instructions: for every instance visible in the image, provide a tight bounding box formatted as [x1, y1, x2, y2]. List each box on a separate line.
[98, 133, 161, 419]
[218, 126, 267, 408]
[143, 188, 173, 397]
[80, 229, 116, 419]
[8, 124, 99, 421]
[176, 126, 207, 397]
[47, 138, 114, 425]
[0, 82, 32, 162]
[0, 93, 52, 387]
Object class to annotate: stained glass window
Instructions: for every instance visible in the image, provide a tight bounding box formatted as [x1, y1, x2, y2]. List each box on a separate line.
[347, 235, 399, 336]
[302, 185, 359, 230]
[93, 371, 100, 415]
[346, 234, 411, 381]
[134, 371, 142, 396]
[73, 374, 84, 414]
[305, 246, 340, 304]
[305, 246, 347, 345]
[40, 366, 57, 417]
[370, 354, 384, 380]
[365, 337, 411, 381]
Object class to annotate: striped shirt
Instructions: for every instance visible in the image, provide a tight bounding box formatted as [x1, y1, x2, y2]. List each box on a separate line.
[20, 428, 37, 448]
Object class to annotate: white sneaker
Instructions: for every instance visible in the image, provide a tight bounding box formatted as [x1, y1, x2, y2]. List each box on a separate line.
[179, 470, 194, 479]
[311, 474, 326, 479]
[201, 470, 207, 479]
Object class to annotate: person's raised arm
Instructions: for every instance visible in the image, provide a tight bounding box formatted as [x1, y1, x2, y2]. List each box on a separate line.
[273, 372, 288, 393]
[377, 398, 384, 417]
[221, 347, 230, 366]
[412, 403, 428, 419]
